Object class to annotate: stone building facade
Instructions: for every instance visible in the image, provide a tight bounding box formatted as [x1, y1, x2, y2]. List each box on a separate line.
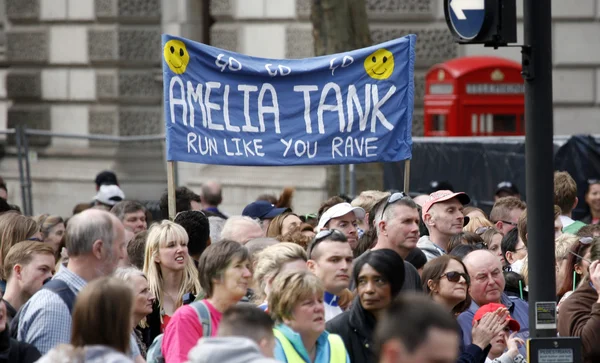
[0, 0, 598, 216]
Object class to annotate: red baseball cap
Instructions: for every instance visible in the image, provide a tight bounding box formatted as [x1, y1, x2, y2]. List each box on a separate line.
[472, 303, 520, 332]
[421, 190, 470, 217]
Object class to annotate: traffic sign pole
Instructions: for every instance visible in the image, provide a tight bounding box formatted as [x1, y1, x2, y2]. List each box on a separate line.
[444, 0, 583, 360]
[523, 0, 556, 339]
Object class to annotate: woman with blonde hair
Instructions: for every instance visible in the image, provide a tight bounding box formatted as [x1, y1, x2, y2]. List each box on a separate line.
[114, 267, 155, 359]
[0, 213, 40, 289]
[463, 216, 494, 234]
[35, 214, 66, 254]
[479, 228, 505, 266]
[253, 242, 308, 310]
[142, 220, 200, 347]
[266, 212, 303, 238]
[269, 270, 350, 363]
[37, 277, 136, 362]
[555, 233, 579, 293]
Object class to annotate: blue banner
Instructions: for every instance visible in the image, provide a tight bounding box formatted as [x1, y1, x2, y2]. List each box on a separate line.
[163, 34, 416, 166]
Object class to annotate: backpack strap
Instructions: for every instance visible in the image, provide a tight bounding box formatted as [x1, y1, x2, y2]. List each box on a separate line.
[189, 300, 212, 337]
[43, 279, 76, 312]
[9, 278, 76, 339]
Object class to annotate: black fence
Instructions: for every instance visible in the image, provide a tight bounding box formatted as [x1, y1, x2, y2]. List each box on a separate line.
[383, 135, 600, 219]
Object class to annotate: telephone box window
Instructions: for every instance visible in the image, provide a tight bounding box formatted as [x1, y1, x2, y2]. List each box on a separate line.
[432, 114, 446, 131]
[493, 114, 517, 132]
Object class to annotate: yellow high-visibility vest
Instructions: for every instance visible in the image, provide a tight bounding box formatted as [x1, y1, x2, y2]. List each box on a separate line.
[273, 328, 347, 363]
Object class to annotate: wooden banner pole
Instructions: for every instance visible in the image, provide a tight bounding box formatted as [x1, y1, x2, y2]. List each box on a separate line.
[167, 161, 177, 220]
[403, 159, 411, 194]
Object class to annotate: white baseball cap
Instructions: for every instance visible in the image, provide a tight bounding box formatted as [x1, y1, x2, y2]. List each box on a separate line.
[94, 185, 125, 206]
[317, 202, 366, 230]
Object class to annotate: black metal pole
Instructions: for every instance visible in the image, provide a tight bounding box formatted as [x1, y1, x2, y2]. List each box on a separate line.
[22, 127, 33, 216]
[523, 0, 556, 338]
[15, 125, 28, 214]
[340, 165, 346, 195]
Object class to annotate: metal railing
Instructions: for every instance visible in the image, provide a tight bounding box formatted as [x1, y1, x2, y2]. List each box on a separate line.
[8, 127, 165, 216]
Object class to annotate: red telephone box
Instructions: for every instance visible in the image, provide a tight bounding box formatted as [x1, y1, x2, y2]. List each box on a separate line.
[424, 56, 524, 137]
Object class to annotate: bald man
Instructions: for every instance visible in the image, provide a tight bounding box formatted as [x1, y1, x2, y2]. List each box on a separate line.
[457, 250, 529, 356]
[201, 180, 228, 219]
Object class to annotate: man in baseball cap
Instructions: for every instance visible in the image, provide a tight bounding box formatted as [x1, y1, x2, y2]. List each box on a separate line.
[94, 170, 119, 190]
[417, 190, 470, 261]
[317, 202, 365, 251]
[494, 181, 521, 201]
[242, 200, 289, 232]
[93, 184, 125, 211]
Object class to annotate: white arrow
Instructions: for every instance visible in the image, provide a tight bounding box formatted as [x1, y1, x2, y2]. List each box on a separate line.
[450, 0, 484, 20]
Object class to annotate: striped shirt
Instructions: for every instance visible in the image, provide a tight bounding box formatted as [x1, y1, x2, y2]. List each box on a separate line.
[16, 267, 140, 358]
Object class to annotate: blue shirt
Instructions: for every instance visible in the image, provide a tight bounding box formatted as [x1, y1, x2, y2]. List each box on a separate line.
[273, 324, 350, 363]
[17, 268, 140, 358]
[324, 292, 342, 321]
[457, 293, 529, 357]
[258, 302, 268, 311]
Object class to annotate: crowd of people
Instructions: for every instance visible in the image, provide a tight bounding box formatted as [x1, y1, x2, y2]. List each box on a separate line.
[0, 170, 598, 363]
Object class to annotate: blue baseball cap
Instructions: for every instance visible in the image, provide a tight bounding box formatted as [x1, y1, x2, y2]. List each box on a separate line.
[242, 200, 289, 220]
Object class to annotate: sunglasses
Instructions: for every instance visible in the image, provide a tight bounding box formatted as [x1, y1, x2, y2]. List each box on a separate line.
[308, 229, 347, 259]
[380, 192, 410, 218]
[588, 179, 600, 185]
[473, 242, 488, 250]
[441, 271, 470, 284]
[569, 250, 592, 265]
[475, 226, 493, 235]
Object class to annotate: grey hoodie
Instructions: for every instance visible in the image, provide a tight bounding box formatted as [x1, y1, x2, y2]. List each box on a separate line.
[417, 235, 445, 261]
[36, 345, 133, 363]
[187, 337, 279, 363]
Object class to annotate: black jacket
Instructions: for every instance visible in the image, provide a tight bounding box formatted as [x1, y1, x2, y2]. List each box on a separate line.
[140, 301, 162, 348]
[0, 328, 40, 363]
[326, 297, 376, 363]
[457, 327, 490, 363]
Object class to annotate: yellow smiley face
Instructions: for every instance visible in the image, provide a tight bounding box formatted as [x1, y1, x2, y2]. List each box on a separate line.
[163, 40, 190, 74]
[364, 49, 394, 80]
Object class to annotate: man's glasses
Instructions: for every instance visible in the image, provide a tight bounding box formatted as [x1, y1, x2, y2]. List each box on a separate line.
[380, 192, 410, 218]
[496, 220, 518, 227]
[307, 229, 347, 259]
[441, 271, 470, 284]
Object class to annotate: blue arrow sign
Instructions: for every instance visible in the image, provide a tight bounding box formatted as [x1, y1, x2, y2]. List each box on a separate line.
[447, 0, 486, 40]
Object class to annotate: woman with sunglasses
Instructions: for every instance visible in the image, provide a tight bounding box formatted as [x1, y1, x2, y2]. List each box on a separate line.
[582, 179, 600, 225]
[557, 235, 593, 302]
[326, 249, 405, 363]
[558, 237, 600, 363]
[423, 255, 508, 363]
